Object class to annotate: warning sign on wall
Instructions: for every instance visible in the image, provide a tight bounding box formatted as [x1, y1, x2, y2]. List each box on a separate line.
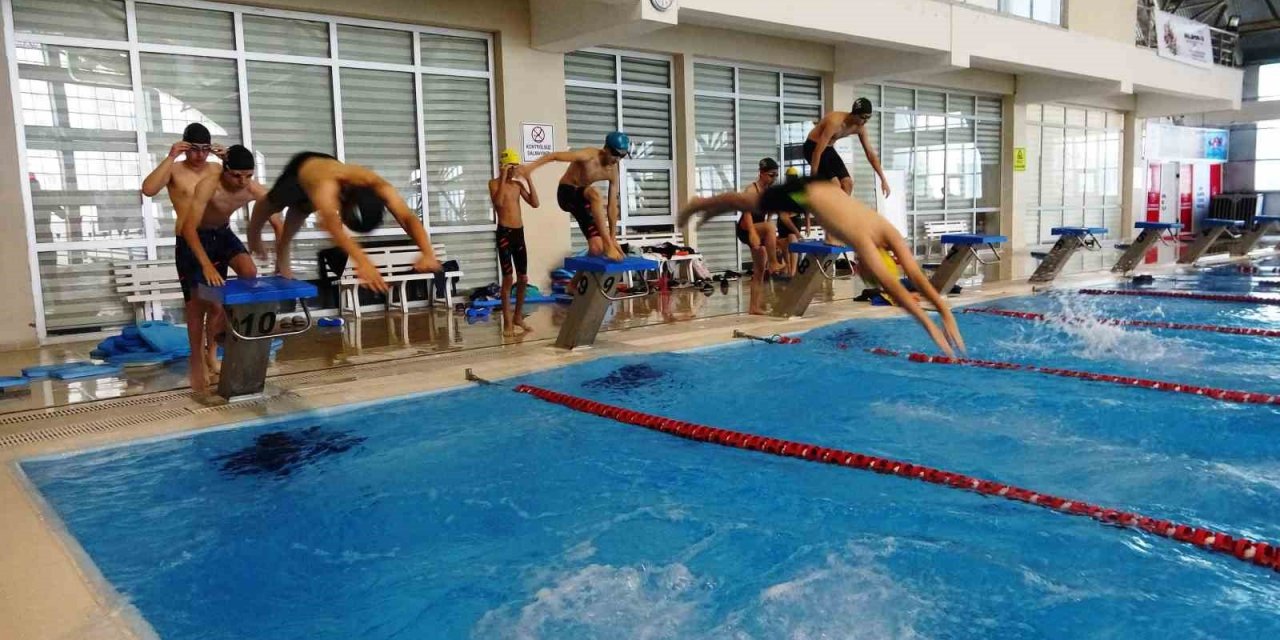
[1013, 147, 1027, 172]
[522, 123, 554, 163]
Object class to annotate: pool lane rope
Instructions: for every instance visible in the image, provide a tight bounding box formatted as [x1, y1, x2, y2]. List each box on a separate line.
[1077, 288, 1280, 306]
[513, 383, 1280, 573]
[962, 307, 1280, 339]
[866, 347, 1280, 406]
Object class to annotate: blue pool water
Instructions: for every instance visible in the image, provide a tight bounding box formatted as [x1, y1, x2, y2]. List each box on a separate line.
[21, 268, 1280, 639]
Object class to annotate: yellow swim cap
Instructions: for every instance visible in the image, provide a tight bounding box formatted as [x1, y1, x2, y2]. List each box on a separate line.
[785, 167, 801, 177]
[499, 148, 521, 167]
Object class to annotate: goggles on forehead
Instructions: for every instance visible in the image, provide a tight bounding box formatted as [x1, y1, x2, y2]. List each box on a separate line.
[187, 143, 212, 152]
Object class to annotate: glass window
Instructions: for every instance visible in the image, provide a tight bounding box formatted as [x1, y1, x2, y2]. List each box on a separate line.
[338, 25, 413, 65]
[12, 0, 126, 40]
[19, 45, 142, 244]
[621, 91, 671, 159]
[1025, 104, 1124, 243]
[39, 248, 146, 332]
[421, 75, 493, 227]
[243, 15, 330, 58]
[566, 86, 617, 149]
[738, 69, 779, 98]
[695, 64, 734, 93]
[136, 4, 234, 49]
[1259, 64, 1280, 102]
[247, 61, 336, 177]
[621, 57, 670, 88]
[419, 34, 488, 72]
[341, 69, 419, 210]
[739, 100, 780, 187]
[565, 51, 616, 84]
[140, 54, 241, 237]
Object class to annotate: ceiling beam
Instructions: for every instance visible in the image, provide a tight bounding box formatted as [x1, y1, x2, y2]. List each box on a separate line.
[1189, 1, 1224, 23]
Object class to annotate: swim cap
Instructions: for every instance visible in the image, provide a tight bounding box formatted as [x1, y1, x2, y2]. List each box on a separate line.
[758, 157, 779, 172]
[341, 187, 386, 233]
[604, 131, 631, 157]
[785, 167, 801, 177]
[224, 145, 255, 171]
[183, 123, 212, 145]
[851, 97, 874, 117]
[499, 148, 521, 167]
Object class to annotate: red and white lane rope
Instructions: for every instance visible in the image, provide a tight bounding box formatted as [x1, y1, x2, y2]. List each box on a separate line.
[514, 383, 1280, 572]
[866, 348, 1280, 406]
[962, 307, 1280, 339]
[1077, 289, 1280, 306]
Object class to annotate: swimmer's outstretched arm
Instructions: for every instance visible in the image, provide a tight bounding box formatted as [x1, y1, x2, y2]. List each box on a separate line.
[676, 190, 762, 229]
[521, 149, 592, 176]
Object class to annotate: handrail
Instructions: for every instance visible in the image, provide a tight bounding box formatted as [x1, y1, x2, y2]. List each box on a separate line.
[1135, 2, 1241, 68]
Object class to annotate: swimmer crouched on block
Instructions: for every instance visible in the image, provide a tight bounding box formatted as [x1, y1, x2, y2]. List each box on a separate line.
[678, 178, 966, 357]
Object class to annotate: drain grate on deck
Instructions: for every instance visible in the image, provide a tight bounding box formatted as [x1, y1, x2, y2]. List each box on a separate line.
[0, 408, 192, 450]
[0, 389, 194, 427]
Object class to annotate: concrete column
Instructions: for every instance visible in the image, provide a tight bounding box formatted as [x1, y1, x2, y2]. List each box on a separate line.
[996, 96, 1025, 280]
[1121, 111, 1141, 241]
[0, 22, 39, 348]
[674, 54, 697, 246]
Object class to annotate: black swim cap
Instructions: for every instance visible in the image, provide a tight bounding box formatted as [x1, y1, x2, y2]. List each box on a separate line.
[183, 122, 212, 144]
[224, 145, 255, 171]
[851, 98, 874, 116]
[759, 157, 779, 172]
[341, 187, 385, 233]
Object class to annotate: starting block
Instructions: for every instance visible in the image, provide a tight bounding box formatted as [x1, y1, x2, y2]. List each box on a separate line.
[773, 242, 850, 318]
[1029, 227, 1107, 284]
[1111, 222, 1182, 274]
[1231, 215, 1280, 256]
[198, 276, 317, 400]
[929, 234, 1006, 295]
[556, 255, 658, 349]
[1179, 218, 1244, 264]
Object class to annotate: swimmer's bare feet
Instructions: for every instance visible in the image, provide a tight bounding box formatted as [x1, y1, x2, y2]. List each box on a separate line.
[204, 342, 221, 376]
[502, 326, 516, 337]
[516, 320, 534, 333]
[604, 245, 625, 262]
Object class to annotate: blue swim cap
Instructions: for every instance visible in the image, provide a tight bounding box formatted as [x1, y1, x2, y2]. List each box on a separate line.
[604, 131, 630, 157]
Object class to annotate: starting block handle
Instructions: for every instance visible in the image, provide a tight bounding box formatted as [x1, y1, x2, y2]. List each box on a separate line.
[225, 299, 313, 342]
[971, 244, 1002, 266]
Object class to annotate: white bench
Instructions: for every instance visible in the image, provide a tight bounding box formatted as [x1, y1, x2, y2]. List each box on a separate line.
[620, 232, 704, 283]
[114, 260, 184, 322]
[337, 243, 463, 318]
[922, 219, 971, 259]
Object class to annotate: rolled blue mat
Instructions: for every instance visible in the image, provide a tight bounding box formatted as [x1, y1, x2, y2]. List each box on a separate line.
[22, 361, 91, 378]
[49, 364, 123, 380]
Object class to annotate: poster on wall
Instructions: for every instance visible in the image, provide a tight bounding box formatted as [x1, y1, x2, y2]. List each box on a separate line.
[521, 123, 554, 163]
[1154, 10, 1214, 69]
[1203, 130, 1228, 161]
[1145, 122, 1229, 162]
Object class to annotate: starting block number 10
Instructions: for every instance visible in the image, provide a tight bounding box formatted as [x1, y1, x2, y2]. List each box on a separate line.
[235, 310, 277, 336]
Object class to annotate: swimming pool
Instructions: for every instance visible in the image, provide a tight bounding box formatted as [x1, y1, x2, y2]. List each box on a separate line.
[20, 266, 1280, 639]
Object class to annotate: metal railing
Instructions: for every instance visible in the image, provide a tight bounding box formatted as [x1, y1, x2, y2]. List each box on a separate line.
[1135, 2, 1242, 67]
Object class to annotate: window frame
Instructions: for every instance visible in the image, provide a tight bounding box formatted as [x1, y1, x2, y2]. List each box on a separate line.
[4, 0, 497, 337]
[691, 58, 824, 269]
[1025, 103, 1125, 245]
[565, 47, 677, 231]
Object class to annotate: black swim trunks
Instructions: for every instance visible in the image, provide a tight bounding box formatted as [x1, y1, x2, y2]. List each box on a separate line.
[496, 224, 528, 276]
[175, 225, 248, 301]
[802, 139, 850, 182]
[556, 183, 601, 239]
[758, 178, 816, 216]
[266, 151, 337, 212]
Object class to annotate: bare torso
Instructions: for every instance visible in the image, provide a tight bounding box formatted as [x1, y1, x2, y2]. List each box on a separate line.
[199, 178, 266, 229]
[559, 149, 616, 187]
[490, 179, 525, 228]
[167, 160, 221, 212]
[806, 111, 863, 144]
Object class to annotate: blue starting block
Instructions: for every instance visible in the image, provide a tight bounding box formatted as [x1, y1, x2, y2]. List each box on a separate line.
[198, 276, 317, 400]
[1112, 222, 1182, 274]
[1180, 218, 1245, 264]
[772, 242, 852, 318]
[1030, 227, 1107, 284]
[556, 255, 659, 349]
[929, 234, 1006, 295]
[1231, 215, 1280, 257]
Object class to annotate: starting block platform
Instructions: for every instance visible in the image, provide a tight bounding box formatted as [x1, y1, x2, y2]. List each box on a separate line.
[199, 276, 317, 400]
[1111, 222, 1182, 274]
[929, 234, 1006, 295]
[1179, 218, 1244, 264]
[773, 241, 850, 318]
[1231, 215, 1280, 256]
[1029, 227, 1106, 284]
[556, 255, 659, 349]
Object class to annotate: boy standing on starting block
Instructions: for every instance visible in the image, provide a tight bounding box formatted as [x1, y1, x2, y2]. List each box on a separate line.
[489, 149, 539, 336]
